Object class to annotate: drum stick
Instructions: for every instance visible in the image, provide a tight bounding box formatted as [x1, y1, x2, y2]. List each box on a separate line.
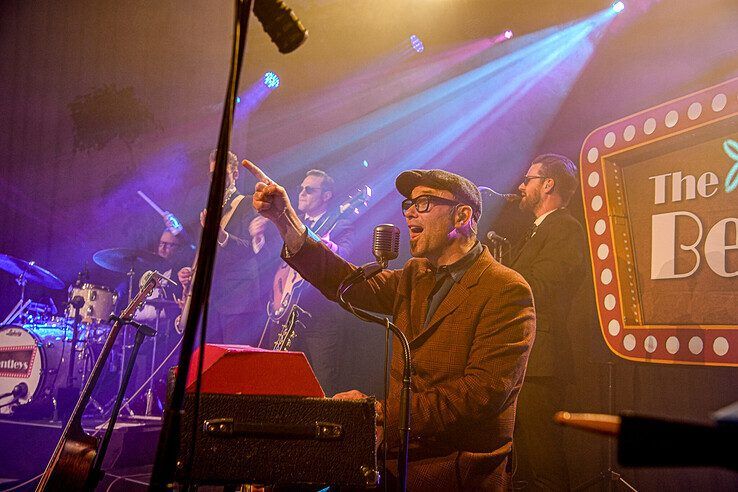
[137, 190, 167, 217]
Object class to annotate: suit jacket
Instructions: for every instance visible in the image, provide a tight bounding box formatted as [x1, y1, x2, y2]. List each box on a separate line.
[509, 208, 585, 379]
[210, 194, 263, 315]
[297, 216, 355, 320]
[285, 238, 535, 490]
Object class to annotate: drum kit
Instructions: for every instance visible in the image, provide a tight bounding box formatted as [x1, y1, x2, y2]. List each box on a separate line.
[0, 248, 182, 420]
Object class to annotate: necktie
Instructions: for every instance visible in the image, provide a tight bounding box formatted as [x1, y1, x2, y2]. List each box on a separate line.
[425, 268, 451, 326]
[510, 223, 537, 265]
[521, 223, 538, 244]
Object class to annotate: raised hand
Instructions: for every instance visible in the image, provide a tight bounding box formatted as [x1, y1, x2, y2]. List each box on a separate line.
[242, 159, 307, 252]
[177, 267, 192, 287]
[242, 159, 293, 222]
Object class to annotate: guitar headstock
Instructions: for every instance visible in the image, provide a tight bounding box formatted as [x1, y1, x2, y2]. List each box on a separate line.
[339, 185, 371, 215]
[119, 270, 164, 320]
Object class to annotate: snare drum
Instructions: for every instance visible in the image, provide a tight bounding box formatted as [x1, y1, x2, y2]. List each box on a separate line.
[66, 283, 118, 324]
[0, 322, 94, 415]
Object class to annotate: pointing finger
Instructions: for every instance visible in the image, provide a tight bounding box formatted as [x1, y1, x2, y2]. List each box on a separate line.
[242, 159, 272, 185]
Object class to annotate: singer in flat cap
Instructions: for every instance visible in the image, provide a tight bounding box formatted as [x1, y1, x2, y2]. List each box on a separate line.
[244, 160, 535, 491]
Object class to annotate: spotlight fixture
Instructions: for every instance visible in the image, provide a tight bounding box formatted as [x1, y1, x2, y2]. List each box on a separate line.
[611, 1, 625, 13]
[409, 35, 424, 53]
[490, 29, 514, 45]
[263, 71, 280, 89]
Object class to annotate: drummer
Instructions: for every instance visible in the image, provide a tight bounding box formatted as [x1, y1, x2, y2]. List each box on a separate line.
[133, 229, 189, 322]
[113, 229, 189, 323]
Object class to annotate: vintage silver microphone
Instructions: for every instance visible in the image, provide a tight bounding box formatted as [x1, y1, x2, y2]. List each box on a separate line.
[372, 223, 400, 269]
[337, 224, 400, 289]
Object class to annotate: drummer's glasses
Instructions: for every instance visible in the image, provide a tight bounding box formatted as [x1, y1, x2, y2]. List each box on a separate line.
[401, 195, 459, 214]
[159, 241, 180, 250]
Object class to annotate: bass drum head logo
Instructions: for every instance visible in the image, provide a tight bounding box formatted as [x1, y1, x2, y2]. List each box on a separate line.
[0, 347, 34, 378]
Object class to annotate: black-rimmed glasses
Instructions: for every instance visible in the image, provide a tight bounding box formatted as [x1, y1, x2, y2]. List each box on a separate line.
[522, 175, 549, 185]
[401, 195, 459, 213]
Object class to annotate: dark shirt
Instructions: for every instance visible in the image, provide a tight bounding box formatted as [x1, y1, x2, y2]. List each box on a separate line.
[424, 240, 483, 326]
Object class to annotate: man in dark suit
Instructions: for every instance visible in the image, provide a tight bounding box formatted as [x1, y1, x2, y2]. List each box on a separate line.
[273, 169, 356, 396]
[178, 150, 266, 345]
[244, 160, 535, 490]
[508, 153, 587, 490]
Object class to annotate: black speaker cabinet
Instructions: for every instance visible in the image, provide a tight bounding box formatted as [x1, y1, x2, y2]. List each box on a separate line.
[175, 393, 378, 488]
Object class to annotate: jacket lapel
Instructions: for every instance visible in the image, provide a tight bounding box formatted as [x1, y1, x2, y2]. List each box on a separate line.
[410, 248, 494, 346]
[406, 264, 435, 341]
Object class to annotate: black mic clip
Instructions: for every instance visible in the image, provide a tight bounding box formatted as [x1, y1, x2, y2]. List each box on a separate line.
[343, 260, 387, 286]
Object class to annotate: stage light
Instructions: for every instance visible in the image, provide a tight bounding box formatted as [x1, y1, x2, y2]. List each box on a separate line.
[410, 35, 424, 53]
[263, 71, 280, 89]
[362, 159, 369, 168]
[490, 29, 515, 45]
[611, 1, 625, 13]
[236, 96, 241, 104]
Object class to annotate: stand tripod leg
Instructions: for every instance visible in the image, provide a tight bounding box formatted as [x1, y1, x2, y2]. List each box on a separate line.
[88, 325, 153, 488]
[573, 362, 639, 492]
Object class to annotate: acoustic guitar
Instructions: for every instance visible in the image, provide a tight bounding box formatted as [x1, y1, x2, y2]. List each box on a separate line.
[35, 272, 161, 491]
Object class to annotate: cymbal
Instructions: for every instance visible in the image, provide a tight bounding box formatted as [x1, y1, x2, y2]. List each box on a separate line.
[0, 254, 65, 290]
[93, 248, 163, 273]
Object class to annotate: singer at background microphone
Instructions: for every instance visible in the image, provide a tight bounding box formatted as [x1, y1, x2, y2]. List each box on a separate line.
[243, 160, 535, 490]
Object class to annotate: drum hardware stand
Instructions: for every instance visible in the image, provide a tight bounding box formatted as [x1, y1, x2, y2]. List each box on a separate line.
[54, 296, 87, 421]
[64, 296, 85, 388]
[15, 262, 32, 305]
[1, 298, 32, 325]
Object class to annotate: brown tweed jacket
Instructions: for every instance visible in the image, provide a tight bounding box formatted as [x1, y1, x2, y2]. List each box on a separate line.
[284, 237, 535, 490]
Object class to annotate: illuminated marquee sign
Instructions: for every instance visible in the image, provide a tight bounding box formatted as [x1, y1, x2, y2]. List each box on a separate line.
[580, 77, 738, 366]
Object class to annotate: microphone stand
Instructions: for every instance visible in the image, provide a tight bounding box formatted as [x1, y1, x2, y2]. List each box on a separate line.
[148, 1, 252, 489]
[337, 271, 411, 492]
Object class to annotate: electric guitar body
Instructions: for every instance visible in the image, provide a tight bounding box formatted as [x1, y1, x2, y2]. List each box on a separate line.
[268, 186, 371, 322]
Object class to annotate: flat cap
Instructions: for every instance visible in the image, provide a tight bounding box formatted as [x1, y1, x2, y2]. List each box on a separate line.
[396, 169, 482, 221]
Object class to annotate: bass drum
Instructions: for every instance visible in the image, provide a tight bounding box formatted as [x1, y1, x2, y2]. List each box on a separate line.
[0, 322, 94, 416]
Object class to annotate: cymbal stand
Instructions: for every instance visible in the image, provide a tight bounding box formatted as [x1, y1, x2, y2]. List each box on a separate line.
[15, 264, 31, 306]
[1, 298, 31, 325]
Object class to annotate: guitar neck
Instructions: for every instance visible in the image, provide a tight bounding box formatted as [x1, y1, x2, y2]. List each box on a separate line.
[36, 276, 160, 490]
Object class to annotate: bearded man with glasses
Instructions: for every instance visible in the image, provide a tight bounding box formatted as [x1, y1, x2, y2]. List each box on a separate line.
[243, 160, 535, 490]
[508, 154, 587, 490]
